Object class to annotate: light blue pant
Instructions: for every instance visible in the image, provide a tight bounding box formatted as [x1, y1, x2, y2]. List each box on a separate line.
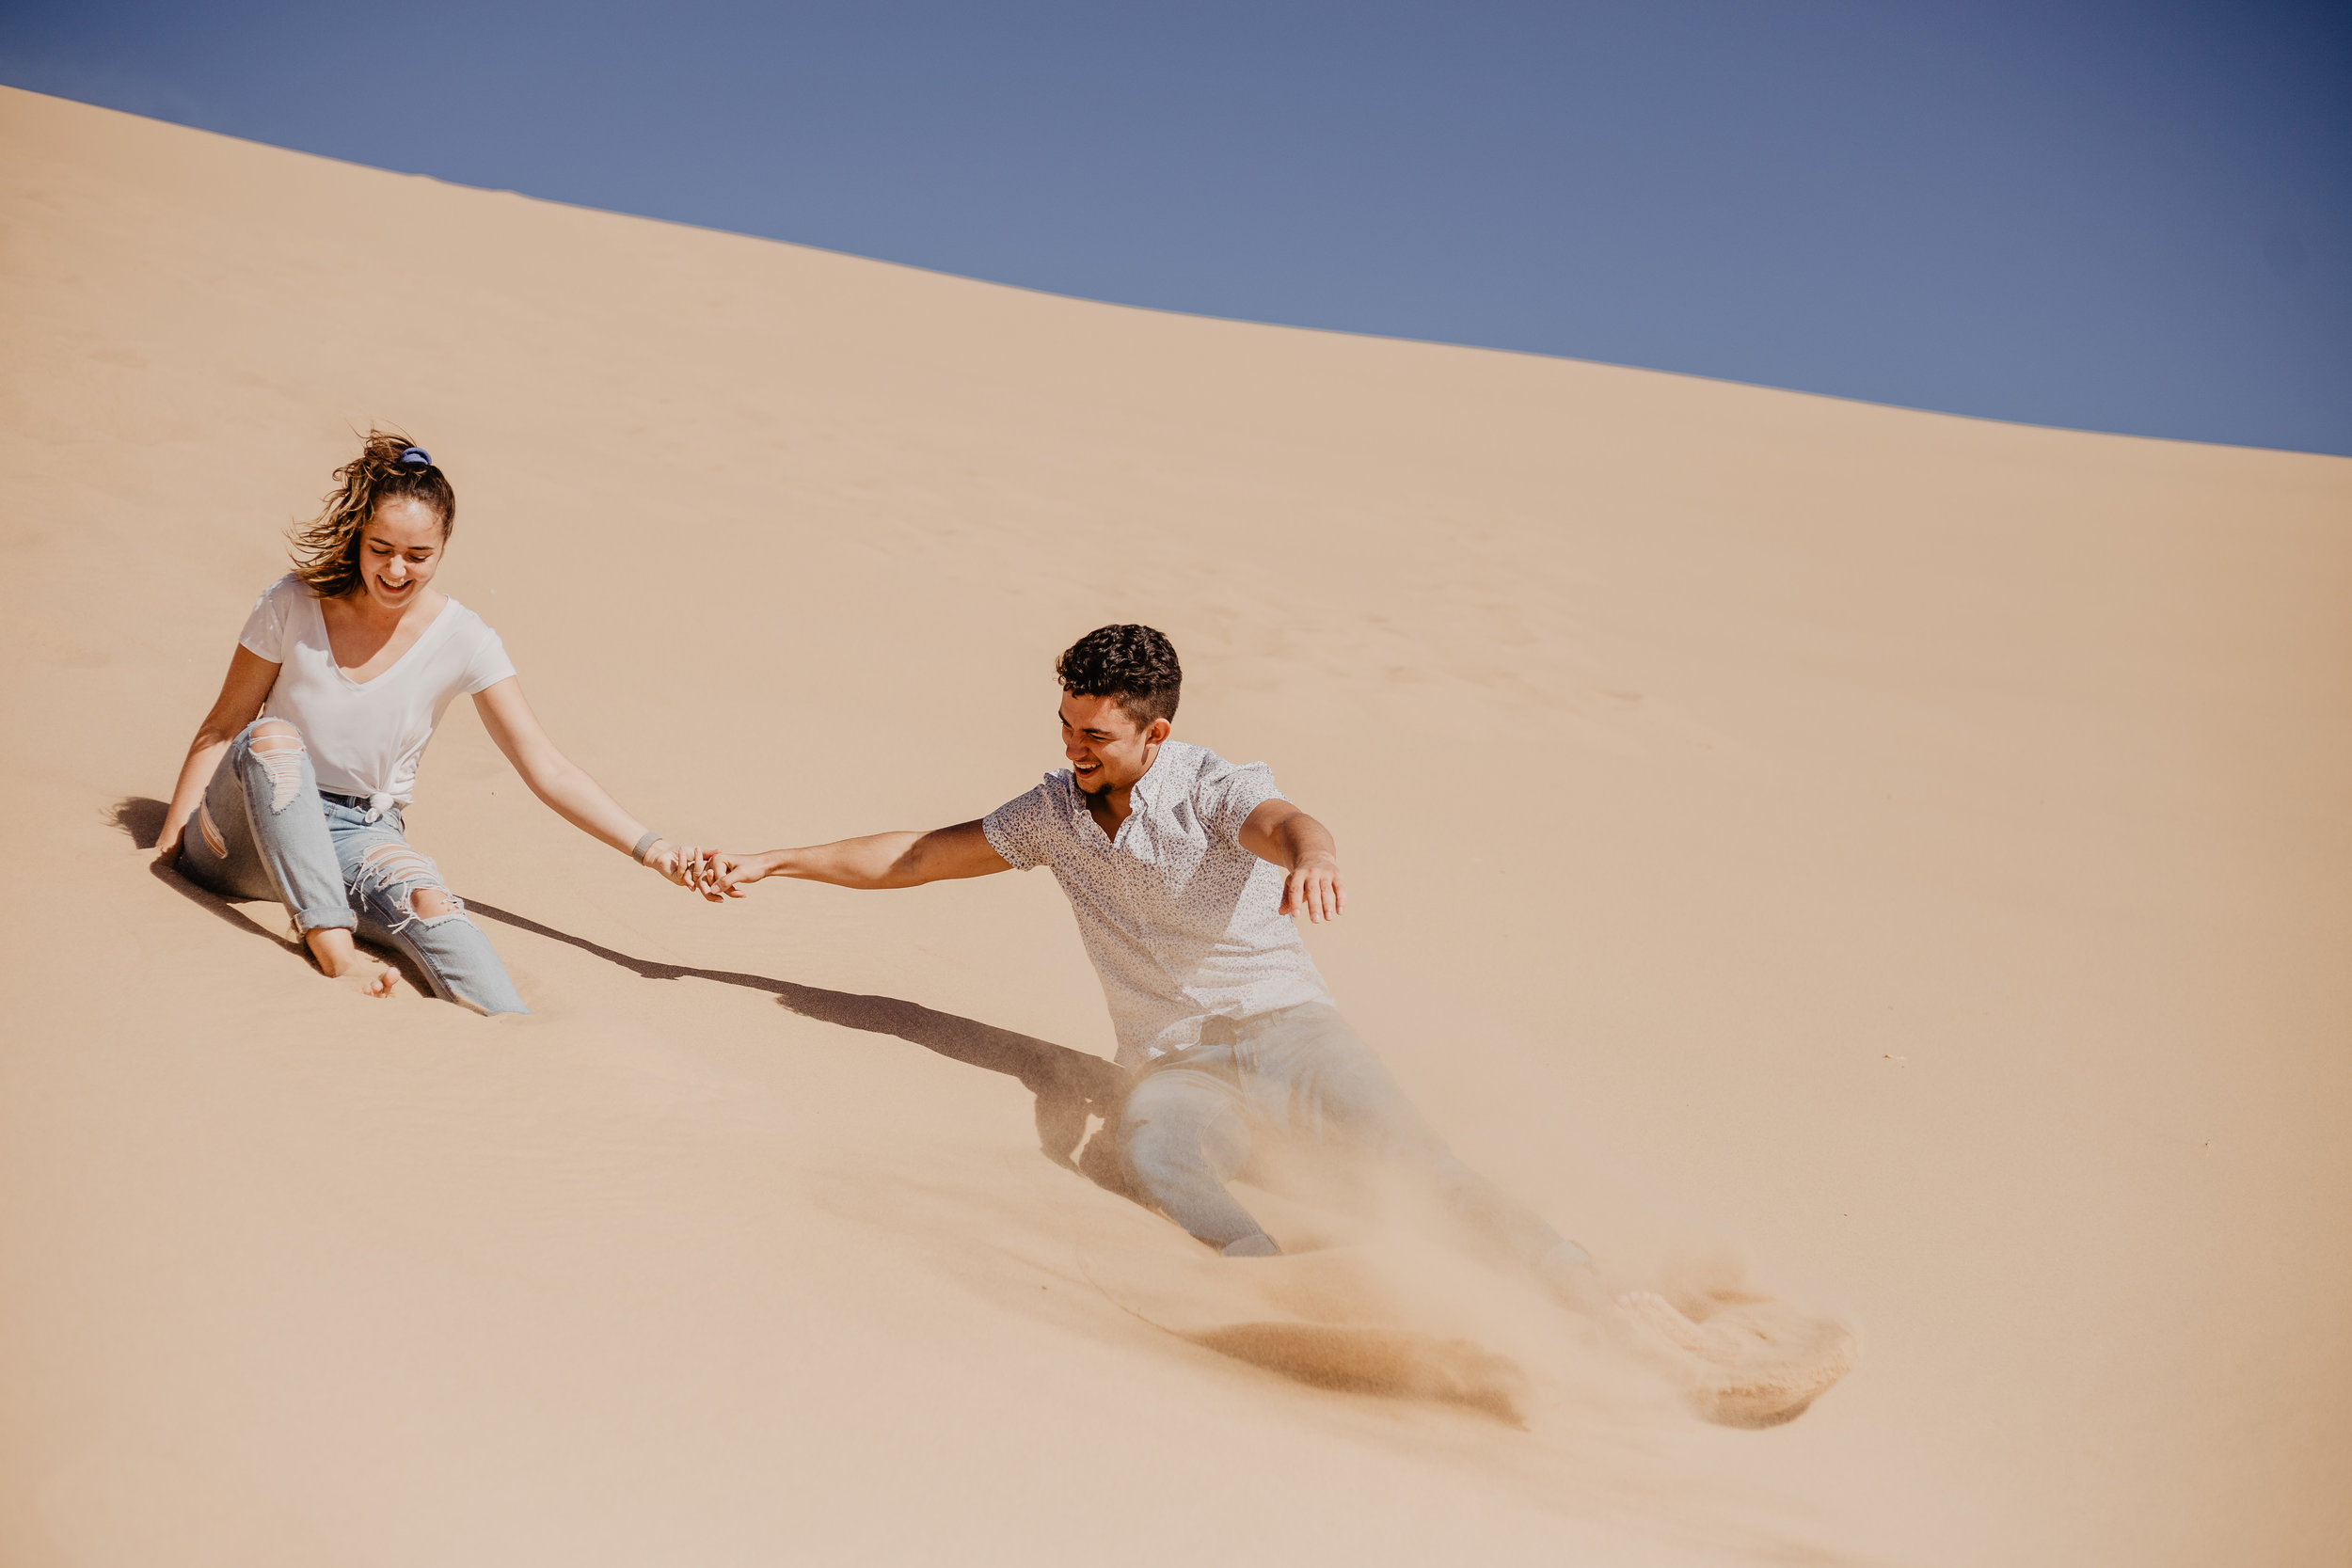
[177, 718, 529, 1015]
[1120, 1004, 1591, 1286]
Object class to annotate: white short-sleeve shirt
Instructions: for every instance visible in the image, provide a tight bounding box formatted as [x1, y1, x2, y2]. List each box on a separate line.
[983, 739, 1333, 1068]
[237, 574, 515, 812]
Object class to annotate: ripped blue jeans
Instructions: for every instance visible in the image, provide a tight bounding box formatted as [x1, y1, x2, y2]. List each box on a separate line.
[176, 718, 529, 1015]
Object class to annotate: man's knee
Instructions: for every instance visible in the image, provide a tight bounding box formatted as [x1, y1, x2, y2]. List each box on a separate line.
[1118, 1112, 1200, 1189]
[1122, 1095, 1248, 1192]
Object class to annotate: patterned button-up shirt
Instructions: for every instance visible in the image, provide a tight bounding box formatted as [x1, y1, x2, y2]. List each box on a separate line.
[982, 740, 1332, 1069]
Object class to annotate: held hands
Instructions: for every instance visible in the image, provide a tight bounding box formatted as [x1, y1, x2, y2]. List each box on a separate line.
[684, 848, 765, 901]
[1279, 852, 1345, 924]
[640, 838, 721, 900]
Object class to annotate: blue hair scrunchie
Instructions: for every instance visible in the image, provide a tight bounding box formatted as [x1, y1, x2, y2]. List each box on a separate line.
[397, 447, 433, 468]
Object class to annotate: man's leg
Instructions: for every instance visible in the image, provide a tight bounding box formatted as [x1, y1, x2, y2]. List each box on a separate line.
[1252, 1006, 1598, 1297]
[1119, 1055, 1280, 1257]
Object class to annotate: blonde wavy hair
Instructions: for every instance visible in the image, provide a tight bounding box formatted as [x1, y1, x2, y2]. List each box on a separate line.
[289, 430, 456, 597]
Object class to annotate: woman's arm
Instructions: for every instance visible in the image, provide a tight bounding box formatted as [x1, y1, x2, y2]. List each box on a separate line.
[700, 821, 1009, 896]
[157, 645, 281, 861]
[470, 676, 701, 891]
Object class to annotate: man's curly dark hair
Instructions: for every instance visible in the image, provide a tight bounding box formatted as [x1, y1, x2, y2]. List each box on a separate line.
[1056, 624, 1182, 728]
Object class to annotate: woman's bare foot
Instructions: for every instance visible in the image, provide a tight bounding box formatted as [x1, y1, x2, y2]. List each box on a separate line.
[304, 927, 402, 998]
[1616, 1289, 1858, 1429]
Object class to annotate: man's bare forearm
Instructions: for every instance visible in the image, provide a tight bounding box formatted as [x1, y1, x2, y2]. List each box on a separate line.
[1236, 800, 1346, 923]
[738, 832, 931, 890]
[703, 820, 1009, 898]
[1274, 811, 1339, 871]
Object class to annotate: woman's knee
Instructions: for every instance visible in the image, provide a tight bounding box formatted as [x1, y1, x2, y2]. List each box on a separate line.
[356, 843, 465, 926]
[238, 719, 311, 812]
[242, 717, 305, 757]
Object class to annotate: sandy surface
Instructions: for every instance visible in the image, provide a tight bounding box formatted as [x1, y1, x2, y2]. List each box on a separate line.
[4, 85, 2348, 1566]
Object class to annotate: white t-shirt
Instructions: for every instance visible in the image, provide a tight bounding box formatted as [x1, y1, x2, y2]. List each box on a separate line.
[981, 739, 1333, 1069]
[237, 574, 515, 813]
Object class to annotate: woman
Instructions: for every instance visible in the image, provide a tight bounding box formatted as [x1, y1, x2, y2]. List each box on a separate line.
[155, 431, 700, 1012]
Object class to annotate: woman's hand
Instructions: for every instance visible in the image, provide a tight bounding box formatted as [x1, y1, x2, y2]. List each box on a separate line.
[641, 839, 716, 898]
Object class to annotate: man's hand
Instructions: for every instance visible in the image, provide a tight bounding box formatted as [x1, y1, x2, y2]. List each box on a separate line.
[1279, 852, 1345, 924]
[687, 848, 768, 900]
[1240, 800, 1346, 924]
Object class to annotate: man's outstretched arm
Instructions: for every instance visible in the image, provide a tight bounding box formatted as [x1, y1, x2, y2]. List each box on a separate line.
[1238, 800, 1345, 924]
[696, 820, 1010, 898]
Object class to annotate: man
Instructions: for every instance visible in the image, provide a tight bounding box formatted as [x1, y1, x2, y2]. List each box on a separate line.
[696, 624, 1605, 1303]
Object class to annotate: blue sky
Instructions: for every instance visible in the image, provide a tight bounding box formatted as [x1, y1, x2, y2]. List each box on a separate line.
[6, 1, 2347, 455]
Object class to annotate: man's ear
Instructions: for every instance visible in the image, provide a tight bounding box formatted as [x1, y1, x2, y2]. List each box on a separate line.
[1146, 718, 1172, 746]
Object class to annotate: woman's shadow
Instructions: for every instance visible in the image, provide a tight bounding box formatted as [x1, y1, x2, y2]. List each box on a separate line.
[111, 796, 1132, 1175]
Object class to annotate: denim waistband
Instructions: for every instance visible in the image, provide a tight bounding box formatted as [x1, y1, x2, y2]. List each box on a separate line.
[1140, 1002, 1333, 1076]
[319, 789, 402, 823]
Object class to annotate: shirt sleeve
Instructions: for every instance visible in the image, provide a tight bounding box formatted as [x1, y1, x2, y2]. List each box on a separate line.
[462, 623, 517, 693]
[1195, 759, 1286, 847]
[980, 782, 1061, 871]
[235, 576, 297, 663]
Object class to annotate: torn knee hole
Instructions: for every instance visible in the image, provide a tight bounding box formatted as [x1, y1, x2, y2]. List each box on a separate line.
[196, 800, 227, 857]
[356, 844, 466, 928]
[358, 843, 434, 880]
[248, 723, 307, 811]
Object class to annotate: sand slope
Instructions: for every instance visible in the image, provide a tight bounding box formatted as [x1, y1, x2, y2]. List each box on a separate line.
[4, 86, 2348, 1566]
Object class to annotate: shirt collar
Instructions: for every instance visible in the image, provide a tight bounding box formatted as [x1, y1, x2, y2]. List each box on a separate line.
[1125, 740, 1184, 814]
[1061, 740, 1184, 828]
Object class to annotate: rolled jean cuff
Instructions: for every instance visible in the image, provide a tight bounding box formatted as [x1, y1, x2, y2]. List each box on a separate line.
[291, 906, 358, 936]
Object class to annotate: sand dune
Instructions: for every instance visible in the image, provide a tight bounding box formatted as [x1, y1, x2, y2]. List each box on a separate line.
[4, 84, 2349, 1565]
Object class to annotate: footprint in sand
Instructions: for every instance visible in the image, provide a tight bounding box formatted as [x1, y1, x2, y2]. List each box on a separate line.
[1615, 1290, 1858, 1429]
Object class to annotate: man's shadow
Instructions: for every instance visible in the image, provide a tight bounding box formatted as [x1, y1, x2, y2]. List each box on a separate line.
[461, 896, 1131, 1169]
[112, 796, 1134, 1177]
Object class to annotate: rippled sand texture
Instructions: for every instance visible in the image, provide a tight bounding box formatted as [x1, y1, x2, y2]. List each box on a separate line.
[5, 85, 2349, 1568]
